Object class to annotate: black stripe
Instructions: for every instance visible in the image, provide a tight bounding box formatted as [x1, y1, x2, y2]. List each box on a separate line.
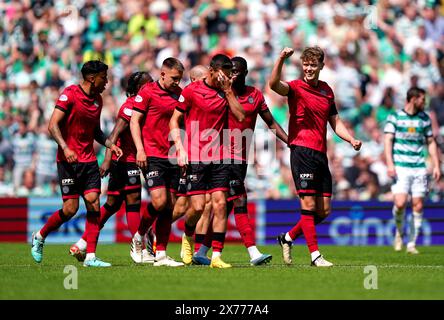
[175, 106, 185, 113]
[212, 232, 226, 242]
[126, 203, 140, 212]
[234, 206, 248, 214]
[55, 105, 68, 113]
[301, 209, 316, 216]
[132, 107, 146, 114]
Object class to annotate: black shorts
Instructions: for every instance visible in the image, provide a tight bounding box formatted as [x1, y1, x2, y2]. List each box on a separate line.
[107, 161, 141, 196]
[227, 163, 248, 201]
[145, 157, 180, 193]
[187, 162, 230, 195]
[57, 161, 101, 200]
[176, 170, 188, 197]
[290, 145, 332, 197]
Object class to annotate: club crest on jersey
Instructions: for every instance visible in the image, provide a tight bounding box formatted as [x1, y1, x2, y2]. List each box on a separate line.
[129, 177, 137, 184]
[320, 90, 327, 95]
[123, 108, 133, 116]
[135, 95, 143, 103]
[218, 92, 226, 99]
[300, 181, 308, 188]
[408, 127, 416, 133]
[59, 94, 68, 102]
[248, 96, 254, 104]
[178, 95, 185, 103]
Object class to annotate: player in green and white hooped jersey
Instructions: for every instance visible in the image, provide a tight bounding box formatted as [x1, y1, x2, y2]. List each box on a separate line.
[384, 87, 441, 254]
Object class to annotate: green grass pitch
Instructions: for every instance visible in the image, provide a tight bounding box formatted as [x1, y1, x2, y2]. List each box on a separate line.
[1, 243, 443, 300]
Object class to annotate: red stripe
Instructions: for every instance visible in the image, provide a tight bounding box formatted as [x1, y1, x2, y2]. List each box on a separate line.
[227, 193, 247, 202]
[297, 189, 317, 194]
[62, 195, 80, 199]
[187, 190, 207, 196]
[107, 191, 121, 195]
[84, 188, 100, 195]
[176, 193, 187, 197]
[322, 193, 332, 197]
[207, 187, 229, 194]
[124, 185, 141, 191]
[169, 188, 177, 193]
[148, 186, 166, 191]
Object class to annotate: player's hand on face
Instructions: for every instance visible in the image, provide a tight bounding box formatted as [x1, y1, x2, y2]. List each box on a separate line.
[63, 147, 78, 163]
[136, 149, 147, 172]
[280, 47, 294, 60]
[433, 166, 441, 182]
[100, 160, 111, 178]
[217, 70, 232, 92]
[351, 138, 362, 151]
[387, 164, 396, 179]
[111, 144, 123, 160]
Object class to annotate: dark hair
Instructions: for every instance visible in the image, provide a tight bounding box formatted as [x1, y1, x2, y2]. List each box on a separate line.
[231, 56, 248, 71]
[300, 46, 325, 63]
[162, 57, 185, 72]
[126, 71, 153, 97]
[406, 87, 426, 102]
[81, 60, 108, 79]
[210, 54, 233, 70]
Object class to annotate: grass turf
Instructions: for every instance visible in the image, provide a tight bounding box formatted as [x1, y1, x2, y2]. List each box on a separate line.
[1, 243, 443, 300]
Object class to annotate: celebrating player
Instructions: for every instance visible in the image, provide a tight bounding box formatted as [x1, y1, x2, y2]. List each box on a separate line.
[384, 87, 441, 254]
[130, 58, 185, 267]
[31, 60, 123, 267]
[69, 71, 153, 263]
[270, 47, 362, 267]
[170, 54, 246, 268]
[193, 56, 288, 266]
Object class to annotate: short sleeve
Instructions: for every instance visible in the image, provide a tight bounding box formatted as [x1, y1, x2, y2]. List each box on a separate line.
[257, 91, 269, 113]
[55, 87, 73, 112]
[176, 85, 192, 113]
[286, 80, 298, 98]
[118, 101, 133, 123]
[384, 113, 397, 134]
[132, 86, 151, 114]
[329, 102, 338, 116]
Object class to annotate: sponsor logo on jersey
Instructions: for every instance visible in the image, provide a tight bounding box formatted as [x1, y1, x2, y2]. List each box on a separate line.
[188, 174, 198, 182]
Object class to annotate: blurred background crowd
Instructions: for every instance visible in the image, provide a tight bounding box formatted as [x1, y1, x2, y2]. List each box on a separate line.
[0, 0, 443, 201]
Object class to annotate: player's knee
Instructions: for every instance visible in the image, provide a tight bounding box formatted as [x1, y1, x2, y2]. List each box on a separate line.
[212, 199, 226, 214]
[412, 201, 423, 213]
[63, 202, 79, 217]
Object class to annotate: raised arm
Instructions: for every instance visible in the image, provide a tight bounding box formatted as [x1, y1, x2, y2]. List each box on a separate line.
[259, 109, 288, 145]
[328, 114, 362, 150]
[269, 47, 294, 96]
[130, 110, 147, 171]
[48, 108, 77, 163]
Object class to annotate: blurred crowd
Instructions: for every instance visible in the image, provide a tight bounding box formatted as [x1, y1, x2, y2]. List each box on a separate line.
[0, 0, 443, 202]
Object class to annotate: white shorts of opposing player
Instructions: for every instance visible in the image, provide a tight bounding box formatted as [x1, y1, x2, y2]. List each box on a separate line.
[391, 167, 428, 198]
[391, 167, 427, 254]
